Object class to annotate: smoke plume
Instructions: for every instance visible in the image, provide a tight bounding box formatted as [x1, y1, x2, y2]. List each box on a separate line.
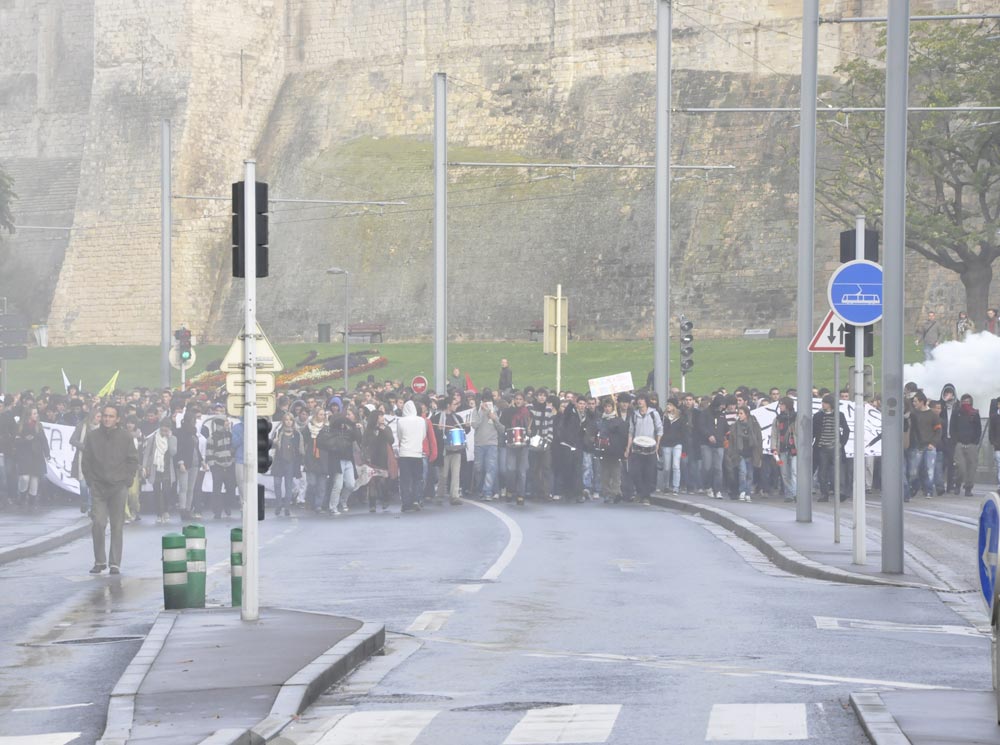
[904, 332, 1000, 406]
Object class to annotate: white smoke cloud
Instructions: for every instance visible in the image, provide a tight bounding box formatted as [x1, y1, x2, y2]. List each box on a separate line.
[904, 332, 1000, 407]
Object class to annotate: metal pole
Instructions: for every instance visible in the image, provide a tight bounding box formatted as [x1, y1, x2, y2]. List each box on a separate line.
[556, 284, 563, 394]
[0, 359, 6, 396]
[181, 363, 185, 393]
[881, 0, 909, 574]
[653, 0, 672, 403]
[853, 215, 867, 564]
[242, 160, 259, 621]
[161, 120, 171, 390]
[343, 271, 350, 394]
[833, 356, 841, 544]
[433, 72, 447, 395]
[796, 0, 819, 523]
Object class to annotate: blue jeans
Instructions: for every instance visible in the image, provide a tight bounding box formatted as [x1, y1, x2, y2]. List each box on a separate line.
[680, 450, 701, 492]
[907, 447, 937, 495]
[507, 447, 529, 497]
[738, 456, 754, 495]
[779, 454, 797, 498]
[659, 444, 682, 492]
[399, 457, 423, 508]
[306, 471, 328, 510]
[995, 451, 1000, 486]
[330, 459, 356, 507]
[273, 473, 296, 509]
[701, 445, 724, 493]
[474, 444, 498, 496]
[582, 452, 600, 494]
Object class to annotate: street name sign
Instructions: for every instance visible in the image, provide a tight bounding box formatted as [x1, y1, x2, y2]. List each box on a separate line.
[227, 392, 277, 417]
[828, 260, 883, 326]
[808, 310, 846, 353]
[979, 493, 1000, 614]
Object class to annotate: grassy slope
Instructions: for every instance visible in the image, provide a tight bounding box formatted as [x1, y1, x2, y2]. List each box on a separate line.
[3, 337, 920, 396]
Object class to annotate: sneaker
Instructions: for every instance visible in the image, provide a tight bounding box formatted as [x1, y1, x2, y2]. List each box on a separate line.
[274, 507, 281, 516]
[340, 504, 350, 513]
[450, 498, 462, 506]
[516, 496, 525, 506]
[738, 492, 747, 502]
[582, 489, 591, 500]
[745, 495, 753, 503]
[79, 503, 88, 514]
[89, 564, 106, 574]
[369, 507, 376, 513]
[713, 492, 723, 500]
[191, 512, 203, 519]
[642, 498, 651, 505]
[284, 507, 291, 516]
[551, 495, 561, 501]
[109, 566, 120, 575]
[133, 514, 142, 522]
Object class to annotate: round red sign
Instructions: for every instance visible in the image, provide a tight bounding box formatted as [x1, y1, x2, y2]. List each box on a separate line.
[411, 375, 428, 394]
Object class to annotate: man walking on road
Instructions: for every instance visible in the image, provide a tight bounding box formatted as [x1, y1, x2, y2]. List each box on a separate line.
[915, 310, 942, 361]
[82, 405, 139, 574]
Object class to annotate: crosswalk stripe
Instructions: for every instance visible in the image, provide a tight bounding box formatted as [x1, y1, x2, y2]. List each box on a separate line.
[503, 704, 622, 744]
[406, 610, 454, 633]
[706, 704, 808, 741]
[0, 735, 82, 745]
[315, 710, 439, 745]
[814, 615, 985, 637]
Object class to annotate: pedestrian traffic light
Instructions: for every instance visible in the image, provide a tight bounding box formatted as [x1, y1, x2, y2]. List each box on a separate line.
[175, 327, 193, 362]
[232, 181, 269, 278]
[256, 416, 272, 474]
[679, 316, 694, 373]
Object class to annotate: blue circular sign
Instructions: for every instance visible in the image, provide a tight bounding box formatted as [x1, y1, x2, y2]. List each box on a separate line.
[828, 260, 883, 326]
[979, 496, 1000, 612]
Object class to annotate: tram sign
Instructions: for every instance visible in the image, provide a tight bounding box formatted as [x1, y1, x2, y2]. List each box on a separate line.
[828, 260, 883, 326]
[979, 493, 1000, 615]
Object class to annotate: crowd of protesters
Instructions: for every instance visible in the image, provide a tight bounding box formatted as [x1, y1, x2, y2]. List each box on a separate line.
[1, 361, 999, 526]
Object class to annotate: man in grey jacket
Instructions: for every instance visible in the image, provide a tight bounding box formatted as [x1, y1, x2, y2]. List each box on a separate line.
[82, 405, 139, 574]
[915, 311, 942, 361]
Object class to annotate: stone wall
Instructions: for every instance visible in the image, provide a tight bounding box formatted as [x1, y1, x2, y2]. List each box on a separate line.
[0, 0, 992, 343]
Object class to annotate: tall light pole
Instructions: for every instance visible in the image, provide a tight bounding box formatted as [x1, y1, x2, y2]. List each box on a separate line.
[327, 267, 350, 393]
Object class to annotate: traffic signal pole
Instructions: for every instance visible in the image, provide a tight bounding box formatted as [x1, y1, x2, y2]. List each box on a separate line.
[241, 160, 260, 621]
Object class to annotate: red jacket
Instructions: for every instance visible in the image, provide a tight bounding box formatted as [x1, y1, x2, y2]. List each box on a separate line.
[422, 416, 438, 462]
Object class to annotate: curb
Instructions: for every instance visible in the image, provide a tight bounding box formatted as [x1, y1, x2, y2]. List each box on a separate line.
[97, 611, 178, 745]
[650, 494, 940, 590]
[849, 692, 912, 745]
[0, 517, 91, 565]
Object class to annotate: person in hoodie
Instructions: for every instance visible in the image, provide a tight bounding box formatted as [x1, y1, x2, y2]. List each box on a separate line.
[952, 393, 982, 496]
[396, 399, 427, 511]
[698, 395, 729, 499]
[937, 383, 960, 495]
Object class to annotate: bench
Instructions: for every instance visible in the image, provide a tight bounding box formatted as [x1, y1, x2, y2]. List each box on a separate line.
[340, 323, 386, 344]
[528, 319, 575, 342]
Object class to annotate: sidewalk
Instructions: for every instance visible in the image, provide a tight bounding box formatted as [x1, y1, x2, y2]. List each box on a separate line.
[650, 489, 998, 744]
[0, 503, 91, 565]
[99, 607, 385, 745]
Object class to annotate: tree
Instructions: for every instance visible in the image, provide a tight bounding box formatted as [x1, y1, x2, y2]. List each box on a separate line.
[817, 19, 1000, 325]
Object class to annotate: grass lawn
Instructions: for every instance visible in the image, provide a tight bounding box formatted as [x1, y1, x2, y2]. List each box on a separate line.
[2, 337, 922, 397]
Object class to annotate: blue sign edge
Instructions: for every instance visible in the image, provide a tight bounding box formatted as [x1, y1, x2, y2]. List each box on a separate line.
[827, 259, 884, 327]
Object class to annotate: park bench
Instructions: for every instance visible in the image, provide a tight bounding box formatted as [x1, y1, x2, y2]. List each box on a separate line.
[340, 323, 386, 344]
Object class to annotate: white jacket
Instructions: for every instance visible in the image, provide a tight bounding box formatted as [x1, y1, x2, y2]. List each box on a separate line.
[396, 400, 427, 459]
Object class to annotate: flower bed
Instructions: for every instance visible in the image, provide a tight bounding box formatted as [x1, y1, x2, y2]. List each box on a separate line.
[186, 350, 388, 393]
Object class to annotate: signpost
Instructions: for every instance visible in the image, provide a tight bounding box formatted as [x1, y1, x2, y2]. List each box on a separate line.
[543, 286, 569, 393]
[411, 375, 428, 394]
[221, 322, 283, 418]
[808, 308, 846, 545]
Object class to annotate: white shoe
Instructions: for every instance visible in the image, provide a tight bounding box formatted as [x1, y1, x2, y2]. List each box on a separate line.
[714, 492, 723, 500]
[739, 492, 747, 502]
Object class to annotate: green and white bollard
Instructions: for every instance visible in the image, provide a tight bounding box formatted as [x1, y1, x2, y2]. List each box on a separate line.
[230, 527, 243, 608]
[183, 524, 206, 609]
[161, 533, 188, 610]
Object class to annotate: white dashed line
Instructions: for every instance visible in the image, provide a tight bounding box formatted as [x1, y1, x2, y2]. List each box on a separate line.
[504, 704, 622, 744]
[406, 610, 454, 633]
[0, 735, 82, 745]
[706, 703, 808, 741]
[315, 710, 439, 745]
[814, 615, 987, 638]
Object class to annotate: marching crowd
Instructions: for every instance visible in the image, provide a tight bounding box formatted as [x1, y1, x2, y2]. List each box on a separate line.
[3, 359, 1000, 529]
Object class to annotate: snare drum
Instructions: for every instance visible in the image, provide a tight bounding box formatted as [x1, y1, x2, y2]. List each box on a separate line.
[447, 427, 467, 452]
[507, 426, 527, 448]
[528, 434, 549, 451]
[632, 435, 657, 455]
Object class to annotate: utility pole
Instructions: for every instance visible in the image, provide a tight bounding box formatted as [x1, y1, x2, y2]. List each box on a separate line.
[796, 0, 819, 524]
[853, 215, 868, 565]
[433, 72, 447, 395]
[241, 159, 260, 621]
[881, 0, 910, 574]
[653, 0, 672, 403]
[161, 119, 171, 390]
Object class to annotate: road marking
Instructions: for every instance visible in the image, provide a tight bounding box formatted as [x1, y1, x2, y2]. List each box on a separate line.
[452, 583, 483, 594]
[406, 610, 454, 633]
[776, 679, 837, 687]
[315, 710, 439, 745]
[0, 735, 82, 745]
[611, 559, 646, 573]
[504, 704, 621, 744]
[463, 499, 524, 581]
[706, 704, 808, 741]
[12, 703, 92, 713]
[814, 615, 987, 638]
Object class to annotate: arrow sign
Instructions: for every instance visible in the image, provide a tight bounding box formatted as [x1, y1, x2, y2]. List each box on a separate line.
[979, 494, 1000, 614]
[808, 310, 846, 353]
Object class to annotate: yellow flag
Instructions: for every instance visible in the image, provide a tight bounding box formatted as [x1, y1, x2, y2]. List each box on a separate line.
[97, 370, 120, 398]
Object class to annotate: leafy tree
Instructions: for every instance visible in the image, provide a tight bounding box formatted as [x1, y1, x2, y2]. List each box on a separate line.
[818, 19, 1000, 325]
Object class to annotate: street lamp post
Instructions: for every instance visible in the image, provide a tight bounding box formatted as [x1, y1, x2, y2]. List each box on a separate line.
[326, 267, 350, 393]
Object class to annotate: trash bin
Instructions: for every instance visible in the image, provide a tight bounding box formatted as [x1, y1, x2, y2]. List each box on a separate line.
[318, 323, 331, 343]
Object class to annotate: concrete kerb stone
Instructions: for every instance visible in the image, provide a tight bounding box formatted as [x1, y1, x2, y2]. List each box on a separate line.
[97, 611, 178, 745]
[650, 494, 940, 590]
[202, 617, 386, 745]
[0, 517, 91, 565]
[849, 692, 912, 745]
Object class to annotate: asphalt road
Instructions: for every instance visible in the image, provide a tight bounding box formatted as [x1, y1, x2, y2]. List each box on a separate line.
[0, 496, 990, 744]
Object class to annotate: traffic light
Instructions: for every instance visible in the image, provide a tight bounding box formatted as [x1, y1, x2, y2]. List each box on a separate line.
[256, 416, 272, 474]
[257, 483, 266, 522]
[232, 181, 269, 278]
[175, 327, 193, 362]
[679, 316, 694, 373]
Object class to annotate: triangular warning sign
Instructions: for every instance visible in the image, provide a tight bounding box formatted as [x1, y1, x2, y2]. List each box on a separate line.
[221, 323, 285, 372]
[808, 309, 846, 353]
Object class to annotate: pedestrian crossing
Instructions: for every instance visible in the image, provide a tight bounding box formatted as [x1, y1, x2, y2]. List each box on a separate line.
[300, 702, 824, 744]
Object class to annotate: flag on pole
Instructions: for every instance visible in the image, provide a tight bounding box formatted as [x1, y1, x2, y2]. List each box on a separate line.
[97, 371, 120, 398]
[61, 368, 71, 393]
[465, 372, 477, 394]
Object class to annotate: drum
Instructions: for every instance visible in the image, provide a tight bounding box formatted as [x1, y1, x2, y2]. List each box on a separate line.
[632, 435, 657, 455]
[447, 427, 467, 452]
[507, 426, 527, 448]
[593, 435, 610, 454]
[528, 434, 549, 451]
